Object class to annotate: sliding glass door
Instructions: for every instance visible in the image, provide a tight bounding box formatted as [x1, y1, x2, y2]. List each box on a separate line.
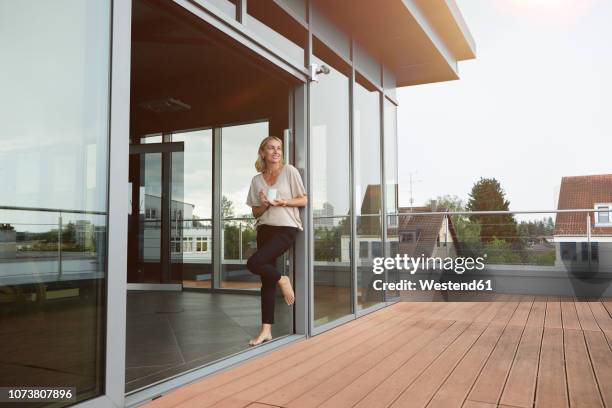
[127, 142, 184, 287]
[172, 130, 214, 289]
[310, 54, 353, 328]
[221, 121, 270, 290]
[354, 76, 384, 311]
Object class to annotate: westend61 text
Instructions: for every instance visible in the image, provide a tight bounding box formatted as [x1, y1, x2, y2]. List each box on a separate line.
[372, 279, 493, 292]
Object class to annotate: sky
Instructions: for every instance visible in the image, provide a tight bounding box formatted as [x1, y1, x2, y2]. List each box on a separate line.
[396, 0, 612, 214]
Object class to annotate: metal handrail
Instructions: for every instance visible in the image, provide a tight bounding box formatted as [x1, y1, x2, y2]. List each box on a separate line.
[0, 205, 105, 215]
[221, 217, 255, 222]
[313, 209, 604, 218]
[3, 205, 601, 218]
[1, 206, 105, 280]
[393, 209, 601, 216]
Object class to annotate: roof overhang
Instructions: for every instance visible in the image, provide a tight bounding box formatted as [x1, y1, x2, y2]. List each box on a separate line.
[315, 0, 476, 87]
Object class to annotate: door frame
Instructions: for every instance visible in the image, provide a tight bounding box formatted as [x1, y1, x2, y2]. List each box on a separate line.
[94, 1, 310, 407]
[127, 142, 184, 289]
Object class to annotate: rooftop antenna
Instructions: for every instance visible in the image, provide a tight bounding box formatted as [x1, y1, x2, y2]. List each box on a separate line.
[408, 172, 423, 212]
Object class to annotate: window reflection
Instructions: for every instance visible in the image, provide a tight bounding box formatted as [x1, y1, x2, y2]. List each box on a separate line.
[221, 122, 269, 289]
[311, 54, 353, 326]
[384, 98, 400, 298]
[0, 0, 111, 403]
[172, 130, 213, 288]
[354, 78, 384, 310]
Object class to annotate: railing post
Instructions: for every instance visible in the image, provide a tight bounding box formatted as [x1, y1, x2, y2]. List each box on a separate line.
[445, 215, 449, 257]
[239, 222, 243, 261]
[212, 127, 222, 290]
[587, 212, 592, 269]
[58, 214, 63, 280]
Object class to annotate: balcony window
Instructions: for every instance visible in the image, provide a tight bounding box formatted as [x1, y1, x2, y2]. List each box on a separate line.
[581, 242, 599, 262]
[561, 242, 577, 261]
[595, 205, 611, 225]
[196, 237, 208, 252]
[359, 241, 369, 258]
[400, 231, 418, 243]
[389, 241, 399, 257]
[372, 241, 382, 258]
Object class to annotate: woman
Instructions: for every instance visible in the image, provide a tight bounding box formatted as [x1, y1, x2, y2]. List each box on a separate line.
[245, 136, 307, 346]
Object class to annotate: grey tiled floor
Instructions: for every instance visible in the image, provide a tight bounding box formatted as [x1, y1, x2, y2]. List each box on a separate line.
[125, 290, 292, 392]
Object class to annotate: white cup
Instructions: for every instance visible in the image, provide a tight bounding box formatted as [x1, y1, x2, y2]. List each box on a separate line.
[266, 188, 278, 201]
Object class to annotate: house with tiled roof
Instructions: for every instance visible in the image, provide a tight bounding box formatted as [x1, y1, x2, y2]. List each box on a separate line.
[396, 206, 459, 259]
[337, 186, 459, 263]
[340, 184, 384, 263]
[553, 174, 612, 267]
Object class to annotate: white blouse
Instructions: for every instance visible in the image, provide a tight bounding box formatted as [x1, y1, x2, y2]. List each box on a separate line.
[246, 164, 306, 230]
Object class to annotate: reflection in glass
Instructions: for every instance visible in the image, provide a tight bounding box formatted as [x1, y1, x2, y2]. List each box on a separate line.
[221, 122, 269, 289]
[384, 98, 400, 298]
[127, 151, 184, 284]
[172, 130, 213, 288]
[354, 80, 384, 310]
[384, 99, 399, 215]
[0, 0, 111, 403]
[310, 55, 353, 326]
[140, 134, 163, 144]
[138, 153, 162, 281]
[313, 216, 352, 326]
[222, 217, 262, 289]
[170, 151, 184, 282]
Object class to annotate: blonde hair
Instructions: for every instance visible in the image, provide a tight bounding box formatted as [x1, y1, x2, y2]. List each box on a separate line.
[255, 136, 284, 173]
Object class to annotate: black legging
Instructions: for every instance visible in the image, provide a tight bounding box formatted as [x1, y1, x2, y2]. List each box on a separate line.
[246, 224, 299, 324]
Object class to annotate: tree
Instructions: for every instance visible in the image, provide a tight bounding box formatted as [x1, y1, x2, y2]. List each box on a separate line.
[425, 195, 481, 256]
[518, 217, 555, 242]
[221, 196, 257, 260]
[426, 194, 464, 212]
[314, 226, 342, 262]
[466, 177, 520, 245]
[222, 196, 239, 259]
[337, 216, 351, 235]
[222, 195, 235, 218]
[483, 238, 522, 264]
[62, 221, 76, 247]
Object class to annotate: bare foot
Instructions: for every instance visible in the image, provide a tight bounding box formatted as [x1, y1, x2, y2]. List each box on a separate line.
[248, 330, 272, 346]
[277, 276, 295, 305]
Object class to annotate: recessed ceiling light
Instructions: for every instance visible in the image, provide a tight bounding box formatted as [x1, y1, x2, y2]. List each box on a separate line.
[138, 98, 191, 113]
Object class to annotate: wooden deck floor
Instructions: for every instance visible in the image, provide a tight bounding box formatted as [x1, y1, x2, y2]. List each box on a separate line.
[143, 296, 612, 408]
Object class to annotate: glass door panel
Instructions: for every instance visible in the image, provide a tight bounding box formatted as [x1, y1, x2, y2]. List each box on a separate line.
[129, 152, 162, 283]
[127, 149, 183, 284]
[220, 122, 270, 289]
[219, 120, 292, 338]
[170, 151, 185, 282]
[172, 130, 213, 288]
[354, 79, 384, 311]
[310, 54, 353, 327]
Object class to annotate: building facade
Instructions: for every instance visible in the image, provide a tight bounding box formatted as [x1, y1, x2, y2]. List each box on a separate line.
[554, 174, 612, 269]
[0, 1, 475, 406]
